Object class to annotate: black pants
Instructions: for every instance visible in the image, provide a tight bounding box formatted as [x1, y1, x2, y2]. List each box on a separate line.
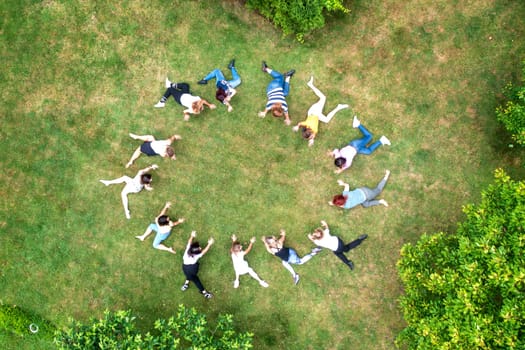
[182, 262, 205, 292]
[162, 82, 191, 105]
[333, 236, 365, 267]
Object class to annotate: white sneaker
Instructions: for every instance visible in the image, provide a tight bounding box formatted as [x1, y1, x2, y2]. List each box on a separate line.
[154, 101, 165, 108]
[125, 210, 131, 219]
[165, 78, 171, 88]
[352, 115, 361, 128]
[260, 280, 269, 288]
[379, 135, 391, 146]
[233, 280, 239, 288]
[99, 180, 109, 186]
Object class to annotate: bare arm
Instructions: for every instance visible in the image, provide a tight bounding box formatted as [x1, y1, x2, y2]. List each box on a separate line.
[278, 229, 286, 245]
[337, 179, 350, 192]
[261, 237, 274, 255]
[157, 201, 171, 218]
[244, 237, 256, 255]
[168, 134, 182, 143]
[201, 237, 214, 256]
[201, 99, 216, 109]
[258, 107, 270, 117]
[137, 164, 158, 176]
[283, 112, 291, 125]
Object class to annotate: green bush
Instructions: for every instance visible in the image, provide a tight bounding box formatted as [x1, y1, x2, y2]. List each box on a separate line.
[396, 169, 525, 349]
[54, 306, 253, 349]
[0, 303, 55, 340]
[496, 60, 525, 146]
[246, 0, 349, 42]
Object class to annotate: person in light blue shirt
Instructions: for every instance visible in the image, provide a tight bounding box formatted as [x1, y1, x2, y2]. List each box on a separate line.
[330, 170, 390, 209]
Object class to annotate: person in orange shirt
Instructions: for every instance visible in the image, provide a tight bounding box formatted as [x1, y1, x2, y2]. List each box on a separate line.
[293, 76, 348, 146]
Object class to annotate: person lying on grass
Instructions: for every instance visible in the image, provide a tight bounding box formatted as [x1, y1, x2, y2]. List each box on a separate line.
[230, 234, 269, 289]
[197, 59, 240, 112]
[99, 164, 157, 219]
[135, 201, 184, 254]
[328, 116, 391, 173]
[181, 231, 214, 299]
[126, 133, 181, 168]
[307, 220, 368, 270]
[293, 76, 348, 147]
[258, 61, 295, 125]
[261, 229, 321, 285]
[155, 79, 216, 121]
[330, 170, 391, 210]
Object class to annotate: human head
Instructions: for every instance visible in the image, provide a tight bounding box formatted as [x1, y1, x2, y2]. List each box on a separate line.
[141, 173, 152, 185]
[271, 103, 283, 118]
[158, 215, 170, 226]
[311, 228, 324, 240]
[332, 194, 347, 207]
[189, 242, 202, 256]
[264, 236, 277, 247]
[166, 146, 175, 159]
[215, 88, 227, 103]
[334, 157, 346, 168]
[192, 100, 204, 114]
[232, 241, 242, 253]
[301, 127, 313, 140]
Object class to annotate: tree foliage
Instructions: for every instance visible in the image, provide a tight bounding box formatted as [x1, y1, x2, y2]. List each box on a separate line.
[396, 169, 525, 349]
[496, 60, 525, 146]
[54, 305, 253, 349]
[246, 0, 349, 42]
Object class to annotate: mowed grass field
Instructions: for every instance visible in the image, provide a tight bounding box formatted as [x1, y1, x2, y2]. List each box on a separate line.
[1, 1, 524, 349]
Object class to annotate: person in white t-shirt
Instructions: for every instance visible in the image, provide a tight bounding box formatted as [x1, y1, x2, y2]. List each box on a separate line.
[154, 79, 216, 121]
[230, 234, 269, 289]
[99, 164, 157, 219]
[180, 231, 214, 299]
[308, 220, 368, 270]
[328, 116, 391, 174]
[126, 133, 182, 168]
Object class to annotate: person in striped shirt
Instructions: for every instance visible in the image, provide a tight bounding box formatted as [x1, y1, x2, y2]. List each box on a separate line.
[258, 61, 295, 125]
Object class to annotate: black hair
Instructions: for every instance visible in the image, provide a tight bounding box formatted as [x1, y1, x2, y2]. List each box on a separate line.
[158, 215, 170, 226]
[334, 157, 346, 168]
[189, 242, 202, 255]
[141, 173, 152, 184]
[301, 127, 312, 140]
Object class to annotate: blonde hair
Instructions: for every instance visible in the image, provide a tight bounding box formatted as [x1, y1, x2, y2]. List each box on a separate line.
[192, 100, 204, 114]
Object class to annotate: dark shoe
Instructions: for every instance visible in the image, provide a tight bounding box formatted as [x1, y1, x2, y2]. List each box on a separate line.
[261, 61, 268, 72]
[284, 69, 296, 77]
[228, 59, 235, 69]
[358, 234, 368, 241]
[347, 261, 354, 270]
[197, 79, 207, 85]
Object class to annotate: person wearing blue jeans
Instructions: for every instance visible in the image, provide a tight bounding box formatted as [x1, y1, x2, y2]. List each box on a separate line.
[329, 115, 391, 174]
[198, 59, 240, 112]
[262, 229, 321, 285]
[258, 61, 295, 125]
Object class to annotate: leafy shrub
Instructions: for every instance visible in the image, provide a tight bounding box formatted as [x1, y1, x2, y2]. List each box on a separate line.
[54, 305, 253, 349]
[0, 303, 55, 340]
[496, 60, 525, 146]
[396, 169, 525, 349]
[246, 0, 349, 42]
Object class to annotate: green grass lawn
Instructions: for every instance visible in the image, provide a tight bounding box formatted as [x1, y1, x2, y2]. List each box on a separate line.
[1, 0, 524, 349]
